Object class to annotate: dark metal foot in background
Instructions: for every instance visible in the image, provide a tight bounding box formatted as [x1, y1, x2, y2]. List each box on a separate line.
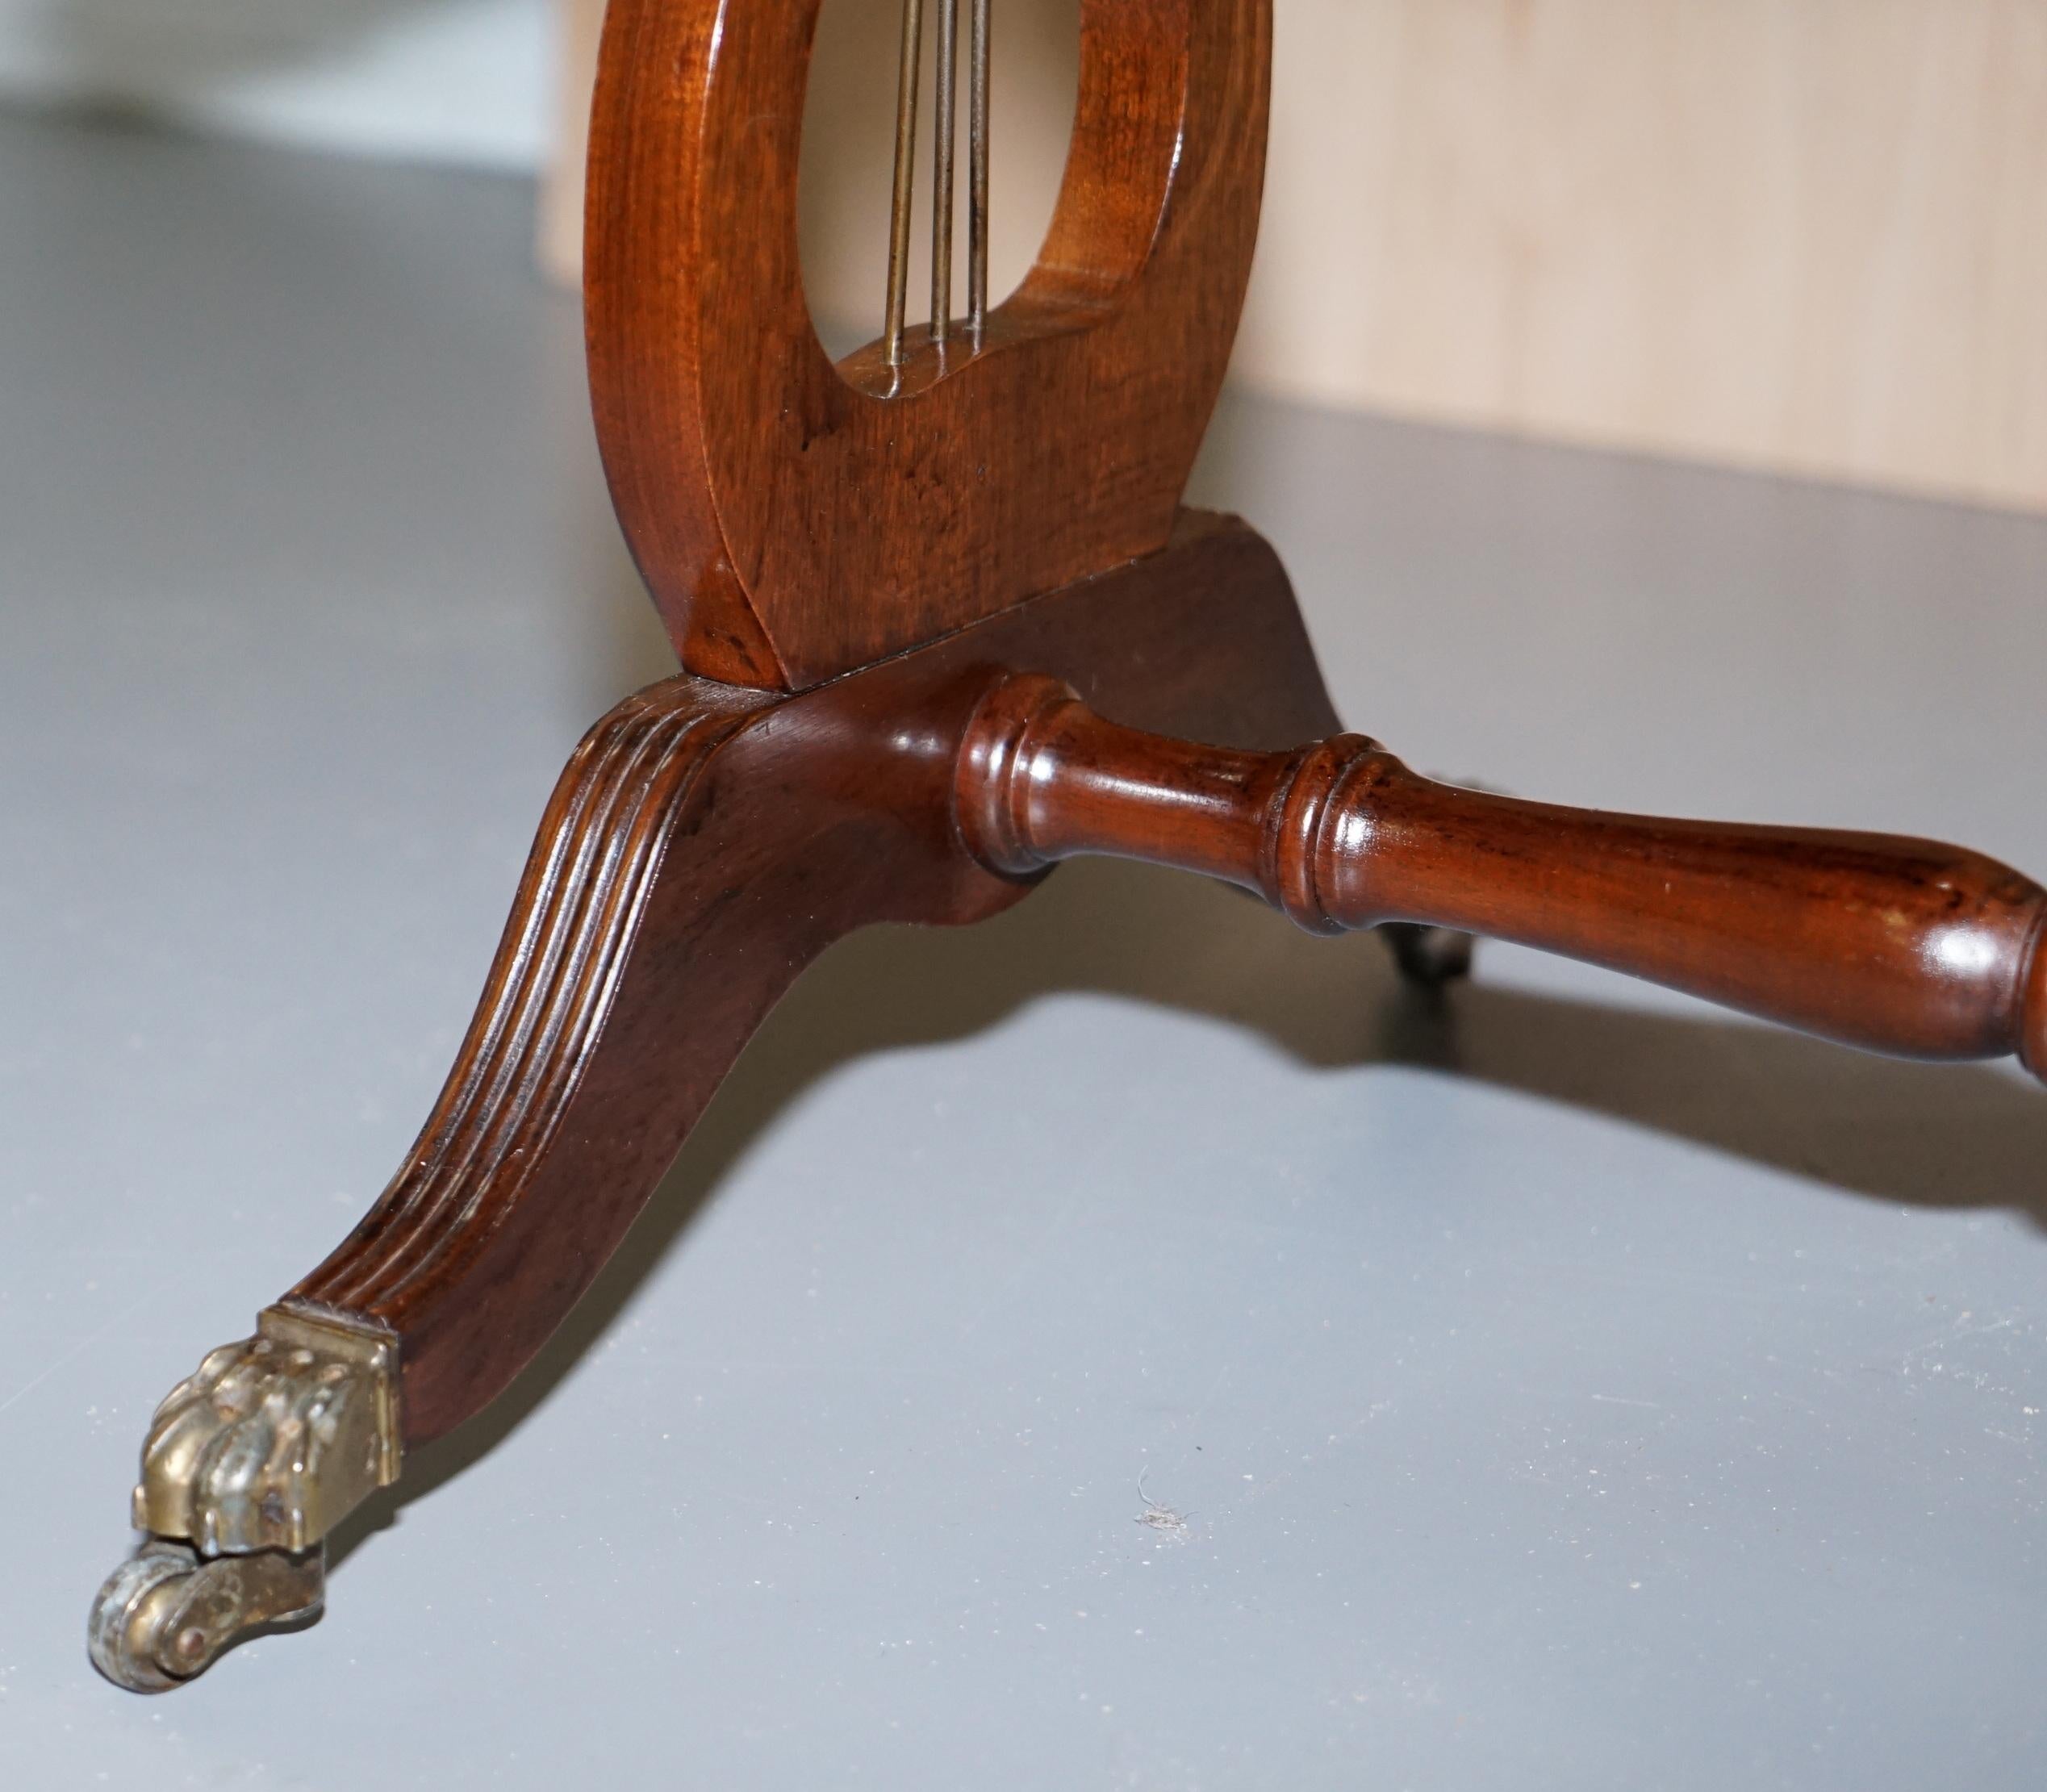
[1381, 921, 1477, 990]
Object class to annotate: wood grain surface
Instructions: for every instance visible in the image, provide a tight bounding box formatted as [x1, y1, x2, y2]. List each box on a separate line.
[584, 0, 1270, 688]
[1241, 0, 2047, 512]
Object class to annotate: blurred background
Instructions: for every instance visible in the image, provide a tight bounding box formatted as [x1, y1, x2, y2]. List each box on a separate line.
[2, 0, 2041, 513]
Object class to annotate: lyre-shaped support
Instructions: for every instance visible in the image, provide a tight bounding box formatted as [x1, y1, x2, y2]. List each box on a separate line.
[587, 0, 1271, 685]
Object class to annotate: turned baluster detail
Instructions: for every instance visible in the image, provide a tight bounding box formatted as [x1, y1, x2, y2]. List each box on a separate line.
[955, 673, 2047, 1082]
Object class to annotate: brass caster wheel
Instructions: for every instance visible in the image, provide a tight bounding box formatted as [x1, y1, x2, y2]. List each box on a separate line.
[87, 1302, 400, 1690]
[87, 1539, 325, 1693]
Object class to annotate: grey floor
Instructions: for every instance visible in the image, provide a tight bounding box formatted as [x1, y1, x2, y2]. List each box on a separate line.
[5, 107, 2047, 1791]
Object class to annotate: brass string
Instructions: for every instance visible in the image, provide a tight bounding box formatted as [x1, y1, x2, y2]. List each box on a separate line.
[886, 0, 985, 368]
[968, 0, 990, 343]
[884, 0, 925, 370]
[931, 0, 958, 349]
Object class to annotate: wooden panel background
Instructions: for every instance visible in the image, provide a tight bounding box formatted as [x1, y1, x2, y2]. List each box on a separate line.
[546, 0, 2047, 514]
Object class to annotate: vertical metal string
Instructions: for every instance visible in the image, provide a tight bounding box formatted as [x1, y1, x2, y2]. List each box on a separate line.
[884, 0, 926, 370]
[931, 0, 959, 349]
[967, 0, 990, 343]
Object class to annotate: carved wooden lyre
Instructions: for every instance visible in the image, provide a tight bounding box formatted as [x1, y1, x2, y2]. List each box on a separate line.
[88, 0, 2045, 1690]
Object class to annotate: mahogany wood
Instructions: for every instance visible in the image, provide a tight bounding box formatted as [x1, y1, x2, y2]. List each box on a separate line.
[98, 0, 2047, 1694]
[290, 516, 1337, 1443]
[954, 675, 2047, 1083]
[584, 0, 1270, 689]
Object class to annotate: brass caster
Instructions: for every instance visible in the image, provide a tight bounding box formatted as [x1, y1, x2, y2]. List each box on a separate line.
[87, 1539, 325, 1693]
[89, 1301, 401, 1692]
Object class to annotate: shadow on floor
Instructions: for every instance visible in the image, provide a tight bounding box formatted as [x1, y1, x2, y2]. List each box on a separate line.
[332, 851, 2047, 1561]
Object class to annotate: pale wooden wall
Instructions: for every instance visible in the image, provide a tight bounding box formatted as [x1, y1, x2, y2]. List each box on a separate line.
[548, 0, 2047, 513]
[1245, 0, 2047, 512]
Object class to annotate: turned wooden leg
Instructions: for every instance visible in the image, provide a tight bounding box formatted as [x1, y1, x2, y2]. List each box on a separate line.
[953, 676, 2047, 1082]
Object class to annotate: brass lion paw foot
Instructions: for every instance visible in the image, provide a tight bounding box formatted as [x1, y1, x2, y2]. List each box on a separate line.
[88, 1304, 399, 1690]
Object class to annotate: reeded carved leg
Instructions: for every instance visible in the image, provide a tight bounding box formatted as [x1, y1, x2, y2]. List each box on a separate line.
[88, 515, 1340, 1689]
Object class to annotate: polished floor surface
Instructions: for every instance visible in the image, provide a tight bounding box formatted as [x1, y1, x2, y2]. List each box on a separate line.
[4, 107, 2047, 1790]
